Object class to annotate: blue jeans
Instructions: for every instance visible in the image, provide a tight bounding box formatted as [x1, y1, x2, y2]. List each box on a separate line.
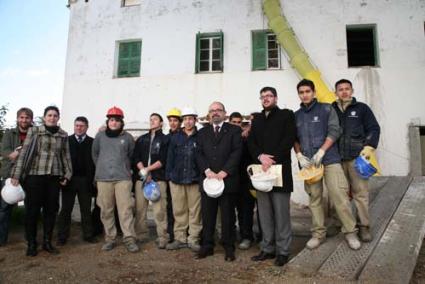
[0, 179, 14, 245]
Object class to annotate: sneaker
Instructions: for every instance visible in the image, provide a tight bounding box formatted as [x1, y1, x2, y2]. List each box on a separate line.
[166, 240, 187, 250]
[101, 241, 116, 251]
[188, 242, 201, 252]
[359, 227, 372, 242]
[157, 239, 168, 249]
[238, 239, 252, 250]
[306, 237, 324, 250]
[345, 233, 361, 250]
[125, 242, 140, 253]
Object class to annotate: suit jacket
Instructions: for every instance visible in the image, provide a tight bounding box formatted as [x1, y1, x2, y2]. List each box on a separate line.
[196, 122, 242, 194]
[247, 106, 296, 193]
[69, 135, 95, 182]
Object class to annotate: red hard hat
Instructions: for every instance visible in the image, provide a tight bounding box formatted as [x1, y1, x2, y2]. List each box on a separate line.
[106, 106, 124, 118]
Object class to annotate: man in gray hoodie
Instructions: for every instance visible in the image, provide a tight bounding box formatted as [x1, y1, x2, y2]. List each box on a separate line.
[92, 106, 139, 253]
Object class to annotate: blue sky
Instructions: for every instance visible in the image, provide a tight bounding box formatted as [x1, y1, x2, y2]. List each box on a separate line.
[0, 0, 69, 126]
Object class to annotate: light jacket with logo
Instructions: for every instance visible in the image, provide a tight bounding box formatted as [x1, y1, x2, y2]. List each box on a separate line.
[332, 97, 380, 161]
[295, 99, 341, 166]
[166, 128, 199, 185]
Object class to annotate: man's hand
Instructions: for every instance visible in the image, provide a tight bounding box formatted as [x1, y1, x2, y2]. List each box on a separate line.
[360, 146, 375, 160]
[296, 152, 312, 169]
[312, 149, 326, 168]
[205, 169, 217, 179]
[11, 178, 20, 187]
[8, 149, 20, 161]
[259, 154, 275, 172]
[59, 178, 68, 187]
[216, 171, 228, 180]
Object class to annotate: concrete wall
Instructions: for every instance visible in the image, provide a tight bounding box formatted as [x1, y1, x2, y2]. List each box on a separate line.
[62, 0, 425, 203]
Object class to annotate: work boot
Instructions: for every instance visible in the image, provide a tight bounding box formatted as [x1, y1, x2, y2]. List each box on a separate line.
[306, 237, 324, 250]
[166, 240, 188, 250]
[157, 239, 168, 249]
[345, 233, 361, 250]
[274, 255, 289, 267]
[251, 251, 275, 261]
[26, 241, 38, 257]
[188, 242, 201, 252]
[238, 239, 252, 250]
[359, 227, 372, 242]
[43, 240, 60, 255]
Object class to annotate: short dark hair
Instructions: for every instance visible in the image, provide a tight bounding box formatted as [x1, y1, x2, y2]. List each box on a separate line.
[150, 113, 163, 122]
[335, 79, 353, 90]
[17, 107, 33, 119]
[43, 106, 60, 117]
[229, 112, 243, 121]
[74, 116, 89, 125]
[259, 86, 277, 96]
[297, 79, 315, 92]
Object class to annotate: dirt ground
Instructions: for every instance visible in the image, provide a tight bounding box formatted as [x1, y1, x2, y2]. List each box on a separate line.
[1, 216, 424, 283]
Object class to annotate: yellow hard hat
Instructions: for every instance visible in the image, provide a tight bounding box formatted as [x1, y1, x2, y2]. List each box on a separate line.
[167, 107, 182, 118]
[297, 165, 324, 185]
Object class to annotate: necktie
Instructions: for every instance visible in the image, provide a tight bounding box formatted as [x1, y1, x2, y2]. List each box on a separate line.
[215, 125, 220, 137]
[77, 135, 83, 143]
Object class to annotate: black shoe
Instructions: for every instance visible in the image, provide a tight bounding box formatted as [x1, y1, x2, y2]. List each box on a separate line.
[56, 239, 67, 246]
[83, 237, 98, 244]
[274, 255, 289, 267]
[251, 251, 275, 261]
[26, 242, 38, 257]
[224, 250, 236, 262]
[195, 247, 214, 259]
[43, 242, 60, 255]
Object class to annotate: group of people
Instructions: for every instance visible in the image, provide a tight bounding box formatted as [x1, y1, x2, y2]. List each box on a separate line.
[0, 78, 379, 268]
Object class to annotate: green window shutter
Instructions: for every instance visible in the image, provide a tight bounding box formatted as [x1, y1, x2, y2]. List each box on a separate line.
[195, 33, 200, 73]
[118, 41, 141, 78]
[252, 31, 267, 70]
[219, 31, 224, 71]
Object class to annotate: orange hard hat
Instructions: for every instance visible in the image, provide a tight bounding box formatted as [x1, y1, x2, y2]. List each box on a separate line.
[106, 106, 124, 118]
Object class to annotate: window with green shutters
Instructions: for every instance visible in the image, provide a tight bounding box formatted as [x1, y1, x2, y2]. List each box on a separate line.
[117, 41, 141, 78]
[252, 30, 281, 70]
[195, 32, 224, 73]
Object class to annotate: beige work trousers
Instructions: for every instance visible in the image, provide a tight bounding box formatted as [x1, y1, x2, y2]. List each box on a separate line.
[342, 159, 370, 228]
[134, 180, 169, 243]
[305, 163, 357, 239]
[96, 180, 136, 243]
[169, 182, 202, 245]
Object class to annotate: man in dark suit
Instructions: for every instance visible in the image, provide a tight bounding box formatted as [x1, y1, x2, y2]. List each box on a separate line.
[247, 87, 296, 266]
[57, 116, 96, 245]
[195, 102, 242, 261]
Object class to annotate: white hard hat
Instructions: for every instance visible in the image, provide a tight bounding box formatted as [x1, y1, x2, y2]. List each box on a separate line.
[203, 178, 224, 198]
[181, 107, 198, 118]
[1, 178, 25, 205]
[247, 165, 276, 192]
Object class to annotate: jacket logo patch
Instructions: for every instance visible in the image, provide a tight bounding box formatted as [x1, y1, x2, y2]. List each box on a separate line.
[120, 139, 125, 144]
[312, 116, 320, 123]
[349, 111, 358, 118]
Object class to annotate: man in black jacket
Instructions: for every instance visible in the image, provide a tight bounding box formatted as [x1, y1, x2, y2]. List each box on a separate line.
[195, 102, 242, 261]
[248, 87, 296, 266]
[332, 79, 380, 242]
[57, 116, 96, 245]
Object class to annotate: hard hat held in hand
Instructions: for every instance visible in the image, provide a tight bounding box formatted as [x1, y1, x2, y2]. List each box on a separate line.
[297, 165, 324, 185]
[247, 165, 277, 192]
[354, 156, 377, 179]
[1, 178, 25, 205]
[143, 181, 161, 202]
[203, 178, 224, 198]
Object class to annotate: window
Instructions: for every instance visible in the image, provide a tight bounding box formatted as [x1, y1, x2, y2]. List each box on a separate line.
[195, 32, 224, 73]
[122, 0, 141, 7]
[346, 25, 379, 67]
[252, 30, 281, 70]
[117, 41, 141, 78]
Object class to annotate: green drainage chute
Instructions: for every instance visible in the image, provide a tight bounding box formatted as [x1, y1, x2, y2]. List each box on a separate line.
[263, 0, 335, 103]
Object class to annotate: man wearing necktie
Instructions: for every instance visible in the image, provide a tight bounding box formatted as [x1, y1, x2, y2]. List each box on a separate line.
[57, 116, 97, 245]
[195, 102, 242, 261]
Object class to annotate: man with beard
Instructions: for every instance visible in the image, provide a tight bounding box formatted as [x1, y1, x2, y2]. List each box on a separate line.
[248, 87, 296, 266]
[195, 102, 242, 261]
[0, 107, 33, 246]
[92, 106, 139, 253]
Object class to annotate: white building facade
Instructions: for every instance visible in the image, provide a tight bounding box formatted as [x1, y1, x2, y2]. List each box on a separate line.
[62, 0, 425, 203]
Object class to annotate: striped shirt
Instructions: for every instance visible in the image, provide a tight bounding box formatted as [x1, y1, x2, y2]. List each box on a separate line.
[11, 125, 73, 180]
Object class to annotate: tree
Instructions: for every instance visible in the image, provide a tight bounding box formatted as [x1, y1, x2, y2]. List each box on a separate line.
[0, 104, 9, 141]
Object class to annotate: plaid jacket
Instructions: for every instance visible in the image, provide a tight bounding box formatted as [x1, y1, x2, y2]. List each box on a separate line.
[11, 125, 73, 180]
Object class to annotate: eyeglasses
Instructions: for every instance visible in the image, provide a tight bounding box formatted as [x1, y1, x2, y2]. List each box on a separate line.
[259, 94, 275, 100]
[208, 109, 224, 113]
